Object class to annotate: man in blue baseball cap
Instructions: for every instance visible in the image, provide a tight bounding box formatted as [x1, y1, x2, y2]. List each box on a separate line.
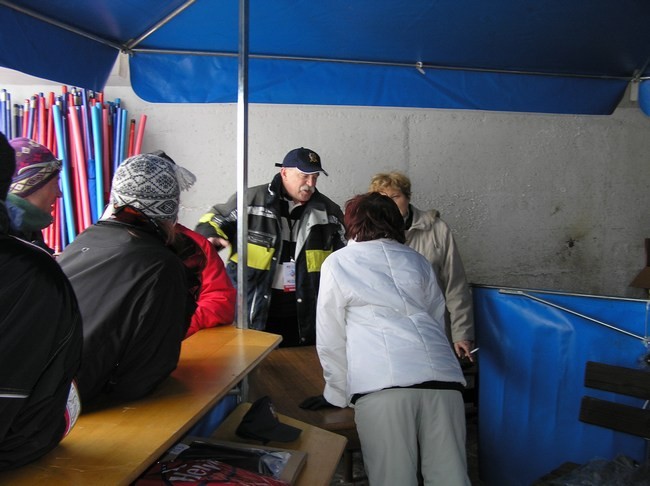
[195, 147, 345, 346]
[276, 146, 329, 175]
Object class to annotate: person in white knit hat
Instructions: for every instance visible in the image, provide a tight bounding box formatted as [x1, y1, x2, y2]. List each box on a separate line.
[58, 153, 197, 405]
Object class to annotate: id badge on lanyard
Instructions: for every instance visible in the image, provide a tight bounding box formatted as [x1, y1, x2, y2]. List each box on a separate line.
[283, 260, 296, 292]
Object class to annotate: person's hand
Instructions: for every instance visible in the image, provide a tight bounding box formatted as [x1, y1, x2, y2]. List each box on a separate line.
[454, 340, 475, 362]
[299, 395, 337, 410]
[208, 236, 229, 251]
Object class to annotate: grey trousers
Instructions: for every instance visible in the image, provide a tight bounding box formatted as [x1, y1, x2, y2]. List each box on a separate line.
[354, 388, 471, 486]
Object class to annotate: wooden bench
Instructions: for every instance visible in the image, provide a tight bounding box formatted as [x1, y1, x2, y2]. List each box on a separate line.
[0, 326, 280, 485]
[246, 346, 361, 481]
[537, 359, 650, 483]
[579, 360, 650, 438]
[212, 402, 347, 486]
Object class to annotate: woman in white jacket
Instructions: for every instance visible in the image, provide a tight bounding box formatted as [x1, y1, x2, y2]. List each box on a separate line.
[316, 192, 470, 486]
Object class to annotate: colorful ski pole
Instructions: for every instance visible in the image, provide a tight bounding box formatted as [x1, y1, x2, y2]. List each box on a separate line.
[119, 108, 128, 165]
[113, 105, 121, 172]
[5, 91, 10, 139]
[68, 105, 92, 230]
[0, 89, 6, 136]
[52, 103, 76, 242]
[27, 96, 36, 139]
[127, 119, 135, 157]
[22, 99, 29, 138]
[134, 114, 147, 154]
[13, 104, 21, 138]
[102, 105, 111, 198]
[91, 103, 104, 219]
[38, 93, 46, 145]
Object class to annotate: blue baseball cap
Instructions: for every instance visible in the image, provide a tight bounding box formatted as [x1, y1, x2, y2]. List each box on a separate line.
[275, 147, 328, 176]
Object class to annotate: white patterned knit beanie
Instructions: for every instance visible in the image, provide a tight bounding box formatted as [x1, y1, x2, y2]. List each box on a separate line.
[110, 153, 195, 222]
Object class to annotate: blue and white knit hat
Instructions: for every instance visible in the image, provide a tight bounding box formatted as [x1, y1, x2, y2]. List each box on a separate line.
[110, 153, 195, 221]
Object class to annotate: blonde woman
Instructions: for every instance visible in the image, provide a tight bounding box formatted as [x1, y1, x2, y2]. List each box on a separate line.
[369, 172, 475, 361]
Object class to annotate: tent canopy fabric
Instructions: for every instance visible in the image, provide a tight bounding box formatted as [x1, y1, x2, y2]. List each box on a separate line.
[1, 0, 650, 114]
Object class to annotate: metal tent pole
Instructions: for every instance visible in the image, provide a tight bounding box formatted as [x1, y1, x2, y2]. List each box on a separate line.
[236, 0, 250, 402]
[499, 288, 647, 342]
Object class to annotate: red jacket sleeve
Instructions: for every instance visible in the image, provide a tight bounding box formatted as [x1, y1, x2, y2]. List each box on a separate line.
[177, 225, 236, 338]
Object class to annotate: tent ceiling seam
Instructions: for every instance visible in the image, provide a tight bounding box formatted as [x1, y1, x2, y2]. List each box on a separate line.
[130, 47, 635, 82]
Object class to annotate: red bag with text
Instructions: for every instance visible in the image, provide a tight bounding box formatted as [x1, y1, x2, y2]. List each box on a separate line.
[135, 458, 289, 486]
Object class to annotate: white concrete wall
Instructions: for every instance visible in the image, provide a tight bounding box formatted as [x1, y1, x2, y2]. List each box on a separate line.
[3, 71, 650, 299]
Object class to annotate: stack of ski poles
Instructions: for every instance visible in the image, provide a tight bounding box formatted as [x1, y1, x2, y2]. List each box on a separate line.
[0, 87, 148, 252]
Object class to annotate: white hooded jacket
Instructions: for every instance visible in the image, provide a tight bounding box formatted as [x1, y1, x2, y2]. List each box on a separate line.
[316, 238, 466, 407]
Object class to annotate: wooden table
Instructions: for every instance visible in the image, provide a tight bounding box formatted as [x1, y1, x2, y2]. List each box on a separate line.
[0, 326, 280, 486]
[247, 346, 360, 480]
[212, 402, 347, 486]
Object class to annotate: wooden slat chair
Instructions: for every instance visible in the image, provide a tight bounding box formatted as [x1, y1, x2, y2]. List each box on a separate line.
[534, 360, 649, 484]
[579, 360, 650, 439]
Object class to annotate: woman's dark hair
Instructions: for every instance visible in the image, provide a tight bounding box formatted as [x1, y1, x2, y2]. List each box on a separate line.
[344, 192, 405, 243]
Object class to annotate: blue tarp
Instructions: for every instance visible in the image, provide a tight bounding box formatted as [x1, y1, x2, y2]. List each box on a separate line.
[131, 54, 629, 114]
[474, 286, 649, 486]
[1, 0, 650, 114]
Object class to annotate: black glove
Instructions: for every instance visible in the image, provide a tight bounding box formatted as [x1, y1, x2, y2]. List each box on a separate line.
[299, 394, 337, 410]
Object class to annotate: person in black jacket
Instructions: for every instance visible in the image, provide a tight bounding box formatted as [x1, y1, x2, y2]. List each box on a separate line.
[0, 133, 83, 471]
[58, 153, 197, 405]
[195, 147, 346, 346]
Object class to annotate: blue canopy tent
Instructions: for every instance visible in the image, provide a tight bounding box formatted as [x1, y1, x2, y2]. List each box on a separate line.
[2, 1, 649, 483]
[1, 0, 650, 114]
